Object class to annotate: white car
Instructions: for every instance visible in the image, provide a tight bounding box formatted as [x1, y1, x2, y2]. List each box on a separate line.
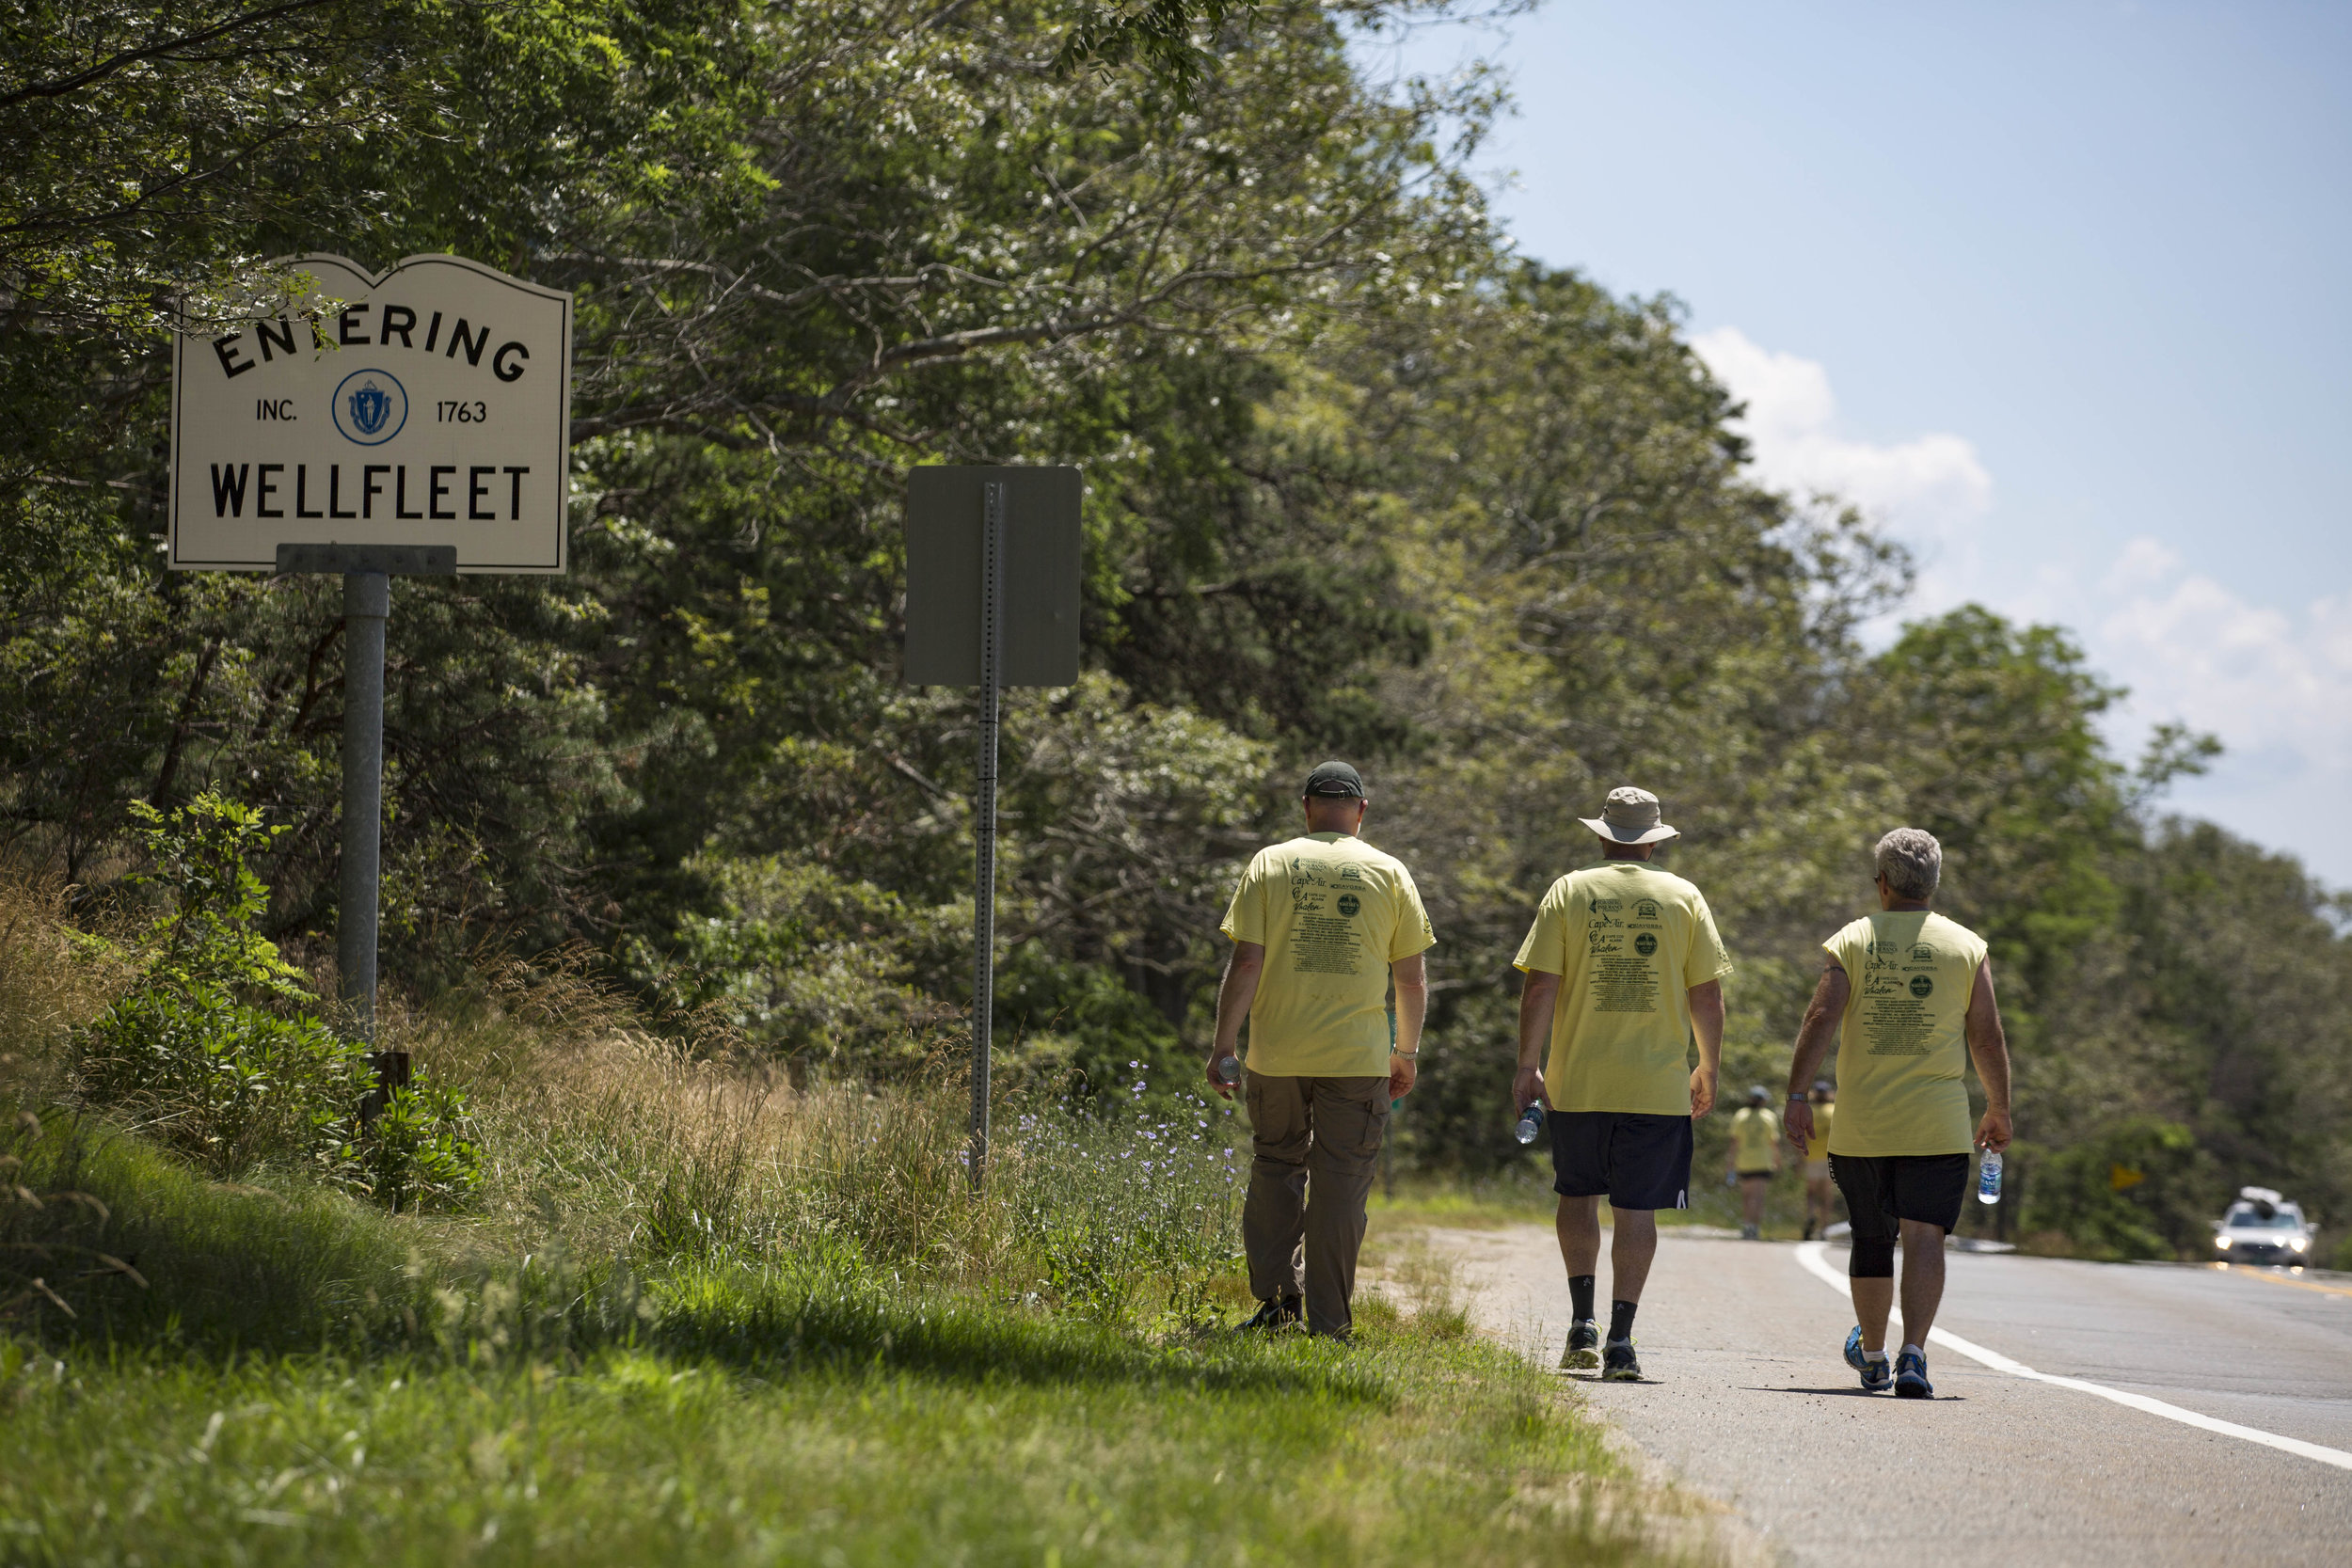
[2213, 1186, 2314, 1265]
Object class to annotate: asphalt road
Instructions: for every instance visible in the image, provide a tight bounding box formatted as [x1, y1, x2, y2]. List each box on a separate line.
[1427, 1223, 2352, 1567]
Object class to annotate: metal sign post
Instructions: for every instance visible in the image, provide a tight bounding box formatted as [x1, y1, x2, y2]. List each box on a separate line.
[903, 466, 1081, 1191]
[969, 482, 1007, 1185]
[274, 544, 456, 1097]
[340, 569, 388, 1043]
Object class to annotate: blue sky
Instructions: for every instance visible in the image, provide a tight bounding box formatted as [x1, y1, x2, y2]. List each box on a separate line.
[1368, 0, 2352, 889]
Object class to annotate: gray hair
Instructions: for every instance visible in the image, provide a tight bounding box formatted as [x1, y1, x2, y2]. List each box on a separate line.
[1874, 828, 1942, 901]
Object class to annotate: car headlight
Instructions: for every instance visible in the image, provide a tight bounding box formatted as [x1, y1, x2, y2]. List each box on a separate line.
[2291, 1236, 2309, 1252]
[2216, 1234, 2233, 1248]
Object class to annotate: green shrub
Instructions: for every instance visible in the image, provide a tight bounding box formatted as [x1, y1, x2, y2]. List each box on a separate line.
[74, 795, 370, 1180]
[2020, 1117, 2212, 1259]
[71, 793, 478, 1206]
[78, 981, 370, 1180]
[355, 1067, 483, 1213]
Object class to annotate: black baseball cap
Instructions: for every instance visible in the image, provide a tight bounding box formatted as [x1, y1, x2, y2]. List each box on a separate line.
[1301, 760, 1366, 799]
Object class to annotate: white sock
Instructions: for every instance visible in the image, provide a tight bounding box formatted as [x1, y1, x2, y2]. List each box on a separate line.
[1900, 1342, 1923, 1359]
[1862, 1347, 1888, 1363]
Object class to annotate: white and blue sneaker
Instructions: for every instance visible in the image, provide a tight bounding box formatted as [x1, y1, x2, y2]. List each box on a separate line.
[1844, 1326, 1894, 1393]
[1894, 1346, 1932, 1399]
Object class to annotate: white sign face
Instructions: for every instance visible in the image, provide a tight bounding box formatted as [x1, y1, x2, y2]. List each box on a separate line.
[169, 253, 572, 574]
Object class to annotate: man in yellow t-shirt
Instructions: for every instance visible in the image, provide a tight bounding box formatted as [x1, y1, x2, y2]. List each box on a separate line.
[1782, 828, 2012, 1401]
[1726, 1086, 1781, 1240]
[1210, 760, 1434, 1341]
[1511, 786, 1732, 1382]
[1800, 1080, 1838, 1241]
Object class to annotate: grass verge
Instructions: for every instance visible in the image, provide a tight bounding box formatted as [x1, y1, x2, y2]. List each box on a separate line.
[0, 1306, 1658, 1568]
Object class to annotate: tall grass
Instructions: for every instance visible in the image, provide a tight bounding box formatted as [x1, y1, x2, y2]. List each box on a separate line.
[0, 873, 1689, 1566]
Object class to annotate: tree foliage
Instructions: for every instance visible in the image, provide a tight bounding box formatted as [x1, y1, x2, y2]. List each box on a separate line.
[4, 0, 2346, 1256]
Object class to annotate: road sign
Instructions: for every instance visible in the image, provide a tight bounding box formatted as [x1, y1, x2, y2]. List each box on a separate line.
[904, 466, 1081, 687]
[904, 466, 1083, 1188]
[169, 253, 572, 574]
[167, 254, 571, 1101]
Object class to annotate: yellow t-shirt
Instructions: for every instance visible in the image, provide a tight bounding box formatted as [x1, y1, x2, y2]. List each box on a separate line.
[1730, 1105, 1780, 1170]
[1221, 832, 1436, 1077]
[1821, 911, 1989, 1157]
[1804, 1101, 1834, 1159]
[1513, 862, 1735, 1116]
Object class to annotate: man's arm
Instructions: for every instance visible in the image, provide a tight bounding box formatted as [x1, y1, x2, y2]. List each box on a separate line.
[1389, 951, 1427, 1100]
[1964, 957, 2012, 1152]
[1206, 941, 1264, 1100]
[1782, 961, 1848, 1152]
[1687, 978, 1724, 1118]
[1511, 969, 1562, 1113]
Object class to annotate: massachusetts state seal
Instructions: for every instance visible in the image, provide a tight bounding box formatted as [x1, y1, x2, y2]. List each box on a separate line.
[331, 368, 408, 446]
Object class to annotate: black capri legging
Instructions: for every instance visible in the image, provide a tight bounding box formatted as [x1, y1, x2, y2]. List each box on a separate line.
[1829, 1152, 1968, 1277]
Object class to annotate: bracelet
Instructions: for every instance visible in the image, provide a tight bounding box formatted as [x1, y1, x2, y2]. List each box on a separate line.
[1391, 1048, 1418, 1058]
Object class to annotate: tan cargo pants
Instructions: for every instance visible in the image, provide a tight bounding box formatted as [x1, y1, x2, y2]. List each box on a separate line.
[1242, 1072, 1390, 1339]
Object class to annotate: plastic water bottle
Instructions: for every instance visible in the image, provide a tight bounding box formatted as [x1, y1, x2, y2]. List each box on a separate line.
[1514, 1103, 1545, 1146]
[1216, 1056, 1241, 1088]
[1977, 1149, 2003, 1204]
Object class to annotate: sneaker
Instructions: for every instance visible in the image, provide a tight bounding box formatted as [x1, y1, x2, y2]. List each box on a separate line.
[1894, 1347, 1932, 1399]
[1600, 1338, 1643, 1382]
[1238, 1294, 1301, 1332]
[1740, 1223, 1760, 1241]
[1560, 1318, 1601, 1370]
[1843, 1326, 1893, 1392]
[1803, 1217, 1817, 1242]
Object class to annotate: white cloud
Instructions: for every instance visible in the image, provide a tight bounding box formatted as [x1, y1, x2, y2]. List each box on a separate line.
[1692, 326, 2352, 886]
[1691, 326, 1994, 607]
[2092, 548, 2352, 865]
[2097, 550, 2352, 741]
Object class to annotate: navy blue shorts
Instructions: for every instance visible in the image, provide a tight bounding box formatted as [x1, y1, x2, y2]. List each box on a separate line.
[1549, 1111, 1692, 1211]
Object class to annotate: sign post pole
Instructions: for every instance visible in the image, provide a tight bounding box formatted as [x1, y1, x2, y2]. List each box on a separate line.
[337, 569, 405, 1104]
[969, 481, 1008, 1190]
[339, 569, 387, 1042]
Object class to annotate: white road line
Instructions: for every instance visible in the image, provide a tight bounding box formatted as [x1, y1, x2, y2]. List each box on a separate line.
[1792, 1241, 2352, 1473]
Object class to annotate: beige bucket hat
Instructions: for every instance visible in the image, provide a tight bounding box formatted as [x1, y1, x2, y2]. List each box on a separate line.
[1581, 785, 1679, 846]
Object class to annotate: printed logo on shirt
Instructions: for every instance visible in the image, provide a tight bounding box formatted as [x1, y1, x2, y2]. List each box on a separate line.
[1337, 894, 1360, 917]
[1909, 974, 1934, 998]
[1634, 932, 1658, 956]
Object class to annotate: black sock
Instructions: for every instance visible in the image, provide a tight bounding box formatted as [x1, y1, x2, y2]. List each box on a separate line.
[1568, 1275, 1596, 1322]
[1609, 1300, 1638, 1342]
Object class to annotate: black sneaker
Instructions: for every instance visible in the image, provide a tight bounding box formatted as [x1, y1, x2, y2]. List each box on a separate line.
[1601, 1338, 1643, 1382]
[1238, 1294, 1302, 1332]
[1560, 1318, 1601, 1370]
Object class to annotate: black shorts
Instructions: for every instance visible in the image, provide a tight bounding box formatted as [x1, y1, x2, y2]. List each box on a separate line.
[1829, 1152, 1968, 1240]
[1549, 1111, 1692, 1211]
[1735, 1168, 1773, 1180]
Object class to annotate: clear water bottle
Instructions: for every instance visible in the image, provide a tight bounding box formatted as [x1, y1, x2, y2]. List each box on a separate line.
[1514, 1103, 1545, 1146]
[1216, 1055, 1241, 1088]
[1977, 1149, 2003, 1204]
